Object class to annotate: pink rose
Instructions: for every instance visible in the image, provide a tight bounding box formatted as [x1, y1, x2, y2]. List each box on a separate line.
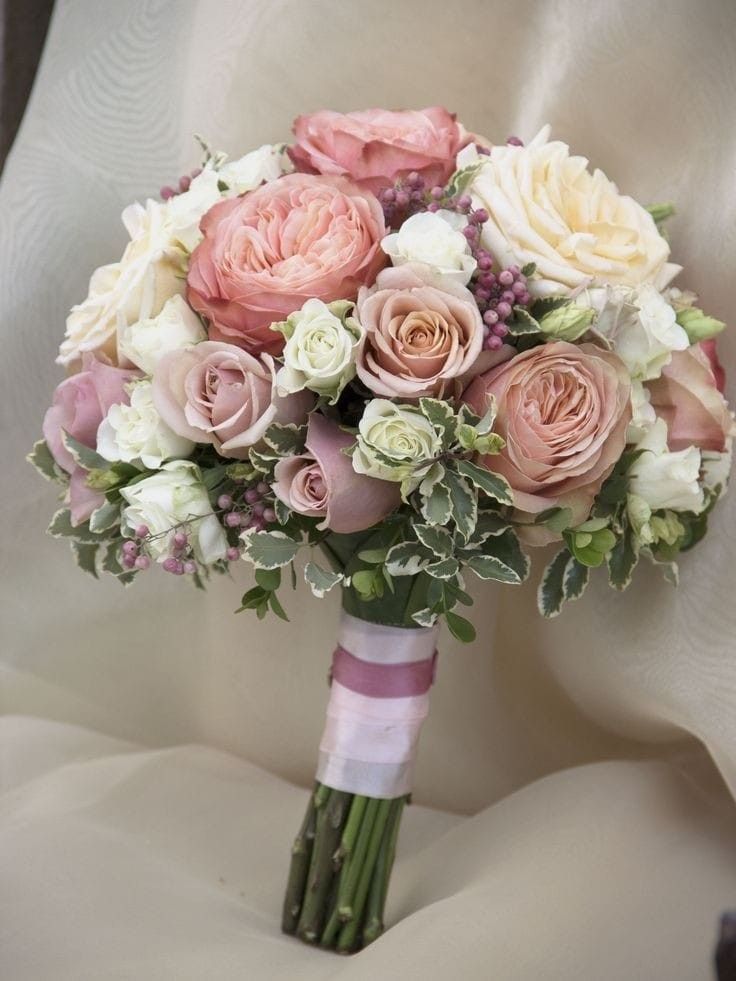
[355, 265, 489, 398]
[290, 107, 470, 193]
[463, 342, 631, 529]
[700, 338, 726, 394]
[273, 413, 399, 533]
[647, 345, 733, 452]
[186, 174, 386, 355]
[42, 354, 141, 525]
[152, 341, 313, 459]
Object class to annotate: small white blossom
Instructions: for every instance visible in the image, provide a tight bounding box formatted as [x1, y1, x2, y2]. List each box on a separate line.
[97, 380, 194, 470]
[381, 210, 477, 284]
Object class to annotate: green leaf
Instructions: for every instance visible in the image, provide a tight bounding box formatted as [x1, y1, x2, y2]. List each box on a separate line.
[102, 542, 123, 576]
[646, 202, 676, 225]
[420, 480, 452, 526]
[268, 591, 290, 621]
[48, 509, 111, 544]
[535, 506, 573, 533]
[482, 528, 530, 581]
[241, 531, 301, 569]
[426, 557, 460, 580]
[72, 542, 99, 578]
[237, 585, 268, 611]
[274, 496, 291, 525]
[453, 459, 513, 506]
[607, 525, 639, 590]
[537, 548, 571, 618]
[444, 471, 478, 541]
[304, 561, 343, 598]
[471, 511, 509, 541]
[563, 557, 589, 601]
[61, 431, 109, 471]
[255, 568, 282, 591]
[675, 306, 726, 343]
[89, 500, 121, 534]
[263, 423, 307, 455]
[445, 611, 476, 644]
[419, 397, 456, 445]
[413, 523, 453, 556]
[385, 542, 432, 577]
[466, 552, 522, 584]
[521, 262, 537, 277]
[358, 547, 390, 564]
[412, 608, 438, 628]
[27, 439, 67, 484]
[506, 307, 542, 336]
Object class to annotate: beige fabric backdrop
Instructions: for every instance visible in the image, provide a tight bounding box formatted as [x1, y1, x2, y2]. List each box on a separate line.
[2, 1, 736, 978]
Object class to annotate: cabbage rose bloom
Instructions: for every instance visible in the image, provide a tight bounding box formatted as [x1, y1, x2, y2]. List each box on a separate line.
[186, 174, 386, 355]
[290, 107, 470, 193]
[152, 341, 313, 459]
[463, 341, 631, 530]
[356, 265, 485, 399]
[273, 413, 399, 533]
[460, 129, 679, 297]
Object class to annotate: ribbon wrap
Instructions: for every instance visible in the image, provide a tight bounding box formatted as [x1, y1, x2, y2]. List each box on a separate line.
[316, 612, 439, 799]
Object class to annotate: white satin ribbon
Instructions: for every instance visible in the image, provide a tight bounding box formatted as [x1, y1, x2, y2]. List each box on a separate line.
[316, 612, 439, 798]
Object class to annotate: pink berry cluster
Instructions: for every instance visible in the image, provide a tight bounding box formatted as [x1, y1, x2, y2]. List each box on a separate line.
[218, 481, 277, 535]
[470, 260, 531, 351]
[160, 167, 203, 201]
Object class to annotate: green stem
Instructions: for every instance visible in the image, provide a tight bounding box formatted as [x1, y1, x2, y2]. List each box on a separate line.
[336, 799, 393, 954]
[296, 789, 351, 943]
[320, 794, 368, 947]
[281, 784, 319, 934]
[362, 797, 404, 946]
[336, 797, 380, 922]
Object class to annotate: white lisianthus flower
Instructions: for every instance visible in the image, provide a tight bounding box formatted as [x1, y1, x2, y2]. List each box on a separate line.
[380, 210, 477, 285]
[628, 418, 704, 513]
[218, 143, 293, 195]
[701, 440, 733, 500]
[628, 380, 657, 443]
[459, 131, 680, 297]
[58, 169, 222, 367]
[273, 299, 362, 403]
[582, 284, 689, 381]
[120, 460, 227, 564]
[118, 295, 207, 374]
[352, 399, 442, 488]
[97, 380, 195, 470]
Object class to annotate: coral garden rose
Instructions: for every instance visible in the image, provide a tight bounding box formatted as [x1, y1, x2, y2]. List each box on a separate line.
[152, 341, 312, 459]
[356, 264, 485, 398]
[463, 341, 632, 527]
[273, 413, 399, 533]
[186, 174, 386, 355]
[647, 346, 734, 453]
[42, 354, 142, 525]
[460, 127, 679, 298]
[289, 107, 470, 194]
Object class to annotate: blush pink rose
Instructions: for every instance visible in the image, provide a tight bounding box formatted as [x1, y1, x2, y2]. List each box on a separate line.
[42, 355, 141, 525]
[273, 413, 399, 533]
[355, 265, 489, 398]
[700, 338, 726, 393]
[186, 174, 386, 355]
[647, 345, 733, 452]
[290, 107, 470, 194]
[463, 342, 632, 529]
[153, 341, 313, 459]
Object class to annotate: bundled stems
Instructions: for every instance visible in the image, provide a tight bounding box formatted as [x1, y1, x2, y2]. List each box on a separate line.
[282, 783, 407, 953]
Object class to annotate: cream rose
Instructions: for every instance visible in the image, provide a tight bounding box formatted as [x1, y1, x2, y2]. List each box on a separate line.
[97, 380, 195, 470]
[120, 460, 227, 564]
[118, 295, 207, 375]
[273, 299, 362, 403]
[460, 129, 679, 297]
[352, 399, 442, 486]
[218, 143, 293, 195]
[380, 210, 476, 285]
[58, 169, 222, 367]
[355, 265, 485, 399]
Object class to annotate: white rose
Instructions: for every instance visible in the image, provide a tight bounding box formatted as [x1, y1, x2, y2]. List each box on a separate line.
[352, 400, 442, 486]
[628, 380, 657, 443]
[218, 143, 292, 195]
[582, 284, 689, 381]
[118, 295, 206, 374]
[58, 169, 222, 367]
[120, 460, 227, 564]
[461, 130, 680, 297]
[380, 210, 477, 285]
[274, 299, 362, 403]
[97, 380, 195, 470]
[628, 418, 704, 513]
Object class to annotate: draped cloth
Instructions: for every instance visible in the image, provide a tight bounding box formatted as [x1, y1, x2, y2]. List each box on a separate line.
[1, 2, 735, 978]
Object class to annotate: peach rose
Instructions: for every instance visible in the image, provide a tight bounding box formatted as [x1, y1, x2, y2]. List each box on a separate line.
[273, 413, 399, 533]
[355, 265, 486, 398]
[152, 341, 313, 459]
[463, 342, 632, 527]
[289, 107, 470, 193]
[647, 346, 734, 452]
[186, 174, 386, 356]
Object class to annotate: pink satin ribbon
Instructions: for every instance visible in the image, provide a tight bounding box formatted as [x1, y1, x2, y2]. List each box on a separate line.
[331, 644, 437, 699]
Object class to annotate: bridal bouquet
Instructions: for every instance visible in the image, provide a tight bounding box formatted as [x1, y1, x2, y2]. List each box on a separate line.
[32, 107, 733, 953]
